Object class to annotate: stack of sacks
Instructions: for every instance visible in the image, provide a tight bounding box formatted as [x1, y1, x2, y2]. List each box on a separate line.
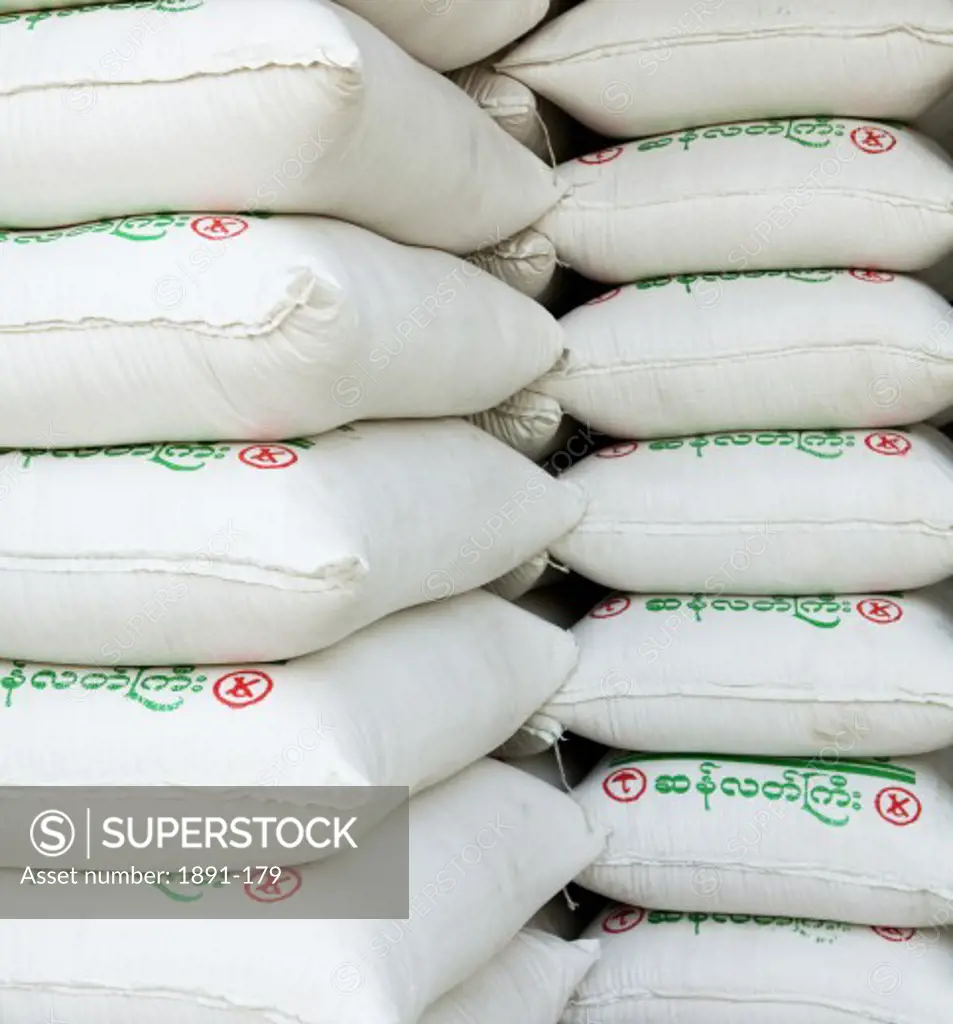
[472, 2, 953, 1016]
[0, 0, 604, 1020]
[448, 1, 582, 175]
[0, 215, 569, 448]
[0, 0, 561, 251]
[449, 1, 586, 305]
[0, 759, 606, 1023]
[488, 0, 953, 457]
[0, 0, 578, 447]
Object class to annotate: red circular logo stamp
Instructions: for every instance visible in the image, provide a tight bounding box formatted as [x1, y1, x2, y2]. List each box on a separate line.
[213, 670, 274, 709]
[872, 926, 917, 943]
[579, 146, 624, 166]
[864, 432, 911, 457]
[191, 216, 249, 241]
[603, 907, 645, 934]
[587, 288, 622, 305]
[856, 598, 903, 626]
[851, 126, 897, 155]
[850, 270, 895, 284]
[245, 868, 303, 904]
[590, 596, 631, 620]
[596, 442, 638, 459]
[238, 445, 299, 470]
[875, 786, 922, 827]
[603, 767, 648, 804]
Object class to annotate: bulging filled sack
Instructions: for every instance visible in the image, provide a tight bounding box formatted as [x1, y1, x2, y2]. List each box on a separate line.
[541, 270, 953, 437]
[486, 551, 556, 604]
[450, 64, 571, 162]
[470, 227, 561, 302]
[552, 425, 953, 594]
[574, 749, 953, 926]
[0, 590, 578, 790]
[0, 214, 564, 448]
[421, 929, 598, 1024]
[566, 904, 953, 1024]
[0, 758, 606, 1024]
[501, 0, 953, 138]
[0, 0, 562, 250]
[0, 419, 585, 665]
[335, 0, 550, 72]
[538, 119, 953, 282]
[471, 389, 566, 462]
[546, 584, 953, 757]
[495, 580, 605, 759]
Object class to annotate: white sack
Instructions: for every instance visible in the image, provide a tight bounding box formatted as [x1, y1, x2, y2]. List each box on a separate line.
[552, 425, 953, 594]
[566, 904, 953, 1024]
[538, 120, 953, 282]
[486, 551, 556, 604]
[501, 0, 953, 137]
[421, 929, 598, 1024]
[496, 582, 600, 758]
[470, 228, 561, 302]
[488, 560, 568, 759]
[0, 758, 606, 1024]
[450, 64, 571, 162]
[0, 590, 578, 791]
[547, 584, 953, 757]
[334, 0, 550, 72]
[541, 270, 953, 437]
[0, 0, 562, 251]
[0, 419, 585, 665]
[574, 749, 953, 926]
[471, 389, 565, 462]
[0, 215, 564, 448]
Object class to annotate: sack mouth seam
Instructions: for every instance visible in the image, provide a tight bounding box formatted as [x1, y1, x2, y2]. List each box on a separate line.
[502, 24, 953, 71]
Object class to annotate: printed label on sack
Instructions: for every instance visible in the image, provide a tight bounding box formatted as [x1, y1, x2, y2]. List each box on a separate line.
[0, 213, 267, 247]
[0, 0, 205, 31]
[0, 439, 313, 474]
[0, 663, 279, 713]
[628, 268, 893, 296]
[601, 905, 857, 942]
[602, 753, 922, 830]
[631, 117, 901, 155]
[593, 430, 913, 461]
[587, 593, 907, 630]
[577, 147, 625, 165]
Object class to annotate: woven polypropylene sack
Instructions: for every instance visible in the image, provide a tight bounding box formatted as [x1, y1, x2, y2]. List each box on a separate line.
[0, 215, 564, 448]
[0, 0, 563, 251]
[552, 425, 953, 594]
[501, 0, 953, 137]
[540, 270, 953, 438]
[0, 759, 606, 1024]
[537, 120, 953, 282]
[544, 583, 953, 757]
[0, 420, 585, 665]
[565, 905, 953, 1024]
